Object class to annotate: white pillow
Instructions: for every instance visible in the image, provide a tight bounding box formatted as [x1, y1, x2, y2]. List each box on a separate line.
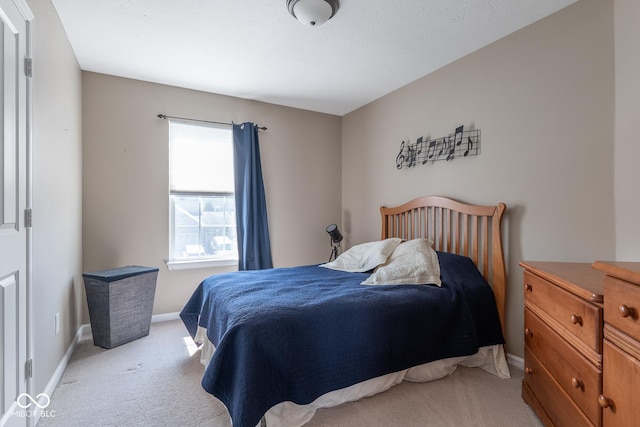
[320, 238, 403, 273]
[361, 238, 441, 286]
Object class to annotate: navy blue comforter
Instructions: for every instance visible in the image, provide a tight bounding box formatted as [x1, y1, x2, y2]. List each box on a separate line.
[180, 251, 504, 427]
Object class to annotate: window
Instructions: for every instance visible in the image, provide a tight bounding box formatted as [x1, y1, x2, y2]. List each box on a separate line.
[168, 121, 237, 268]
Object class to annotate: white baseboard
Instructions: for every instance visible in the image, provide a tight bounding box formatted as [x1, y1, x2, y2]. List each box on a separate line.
[507, 352, 524, 370]
[151, 312, 181, 323]
[33, 324, 85, 425]
[79, 323, 92, 342]
[43, 326, 84, 395]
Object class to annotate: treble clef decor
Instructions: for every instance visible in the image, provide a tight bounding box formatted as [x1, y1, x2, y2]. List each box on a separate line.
[395, 125, 481, 169]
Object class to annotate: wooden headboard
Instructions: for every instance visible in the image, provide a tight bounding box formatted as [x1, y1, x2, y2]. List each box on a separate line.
[380, 196, 507, 334]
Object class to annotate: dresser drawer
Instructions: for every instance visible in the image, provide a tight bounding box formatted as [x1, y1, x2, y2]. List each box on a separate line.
[601, 339, 640, 427]
[603, 276, 640, 342]
[525, 308, 602, 426]
[524, 347, 594, 427]
[524, 270, 602, 354]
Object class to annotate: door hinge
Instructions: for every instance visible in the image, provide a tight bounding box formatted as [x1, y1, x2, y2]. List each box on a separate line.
[26, 359, 33, 379]
[25, 208, 32, 228]
[25, 58, 33, 78]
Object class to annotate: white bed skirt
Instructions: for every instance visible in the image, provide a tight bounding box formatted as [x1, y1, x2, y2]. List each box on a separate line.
[193, 327, 510, 427]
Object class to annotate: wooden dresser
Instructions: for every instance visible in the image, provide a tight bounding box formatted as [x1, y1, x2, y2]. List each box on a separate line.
[592, 261, 640, 427]
[520, 261, 604, 427]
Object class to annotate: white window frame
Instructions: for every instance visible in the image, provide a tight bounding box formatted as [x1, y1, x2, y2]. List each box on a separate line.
[165, 121, 238, 270]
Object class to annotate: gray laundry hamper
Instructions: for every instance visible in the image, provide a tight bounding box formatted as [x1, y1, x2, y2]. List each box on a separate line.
[82, 266, 159, 349]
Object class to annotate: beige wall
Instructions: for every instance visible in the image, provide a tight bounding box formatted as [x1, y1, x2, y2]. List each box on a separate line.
[29, 0, 83, 394]
[614, 0, 640, 260]
[341, 0, 615, 357]
[81, 73, 342, 320]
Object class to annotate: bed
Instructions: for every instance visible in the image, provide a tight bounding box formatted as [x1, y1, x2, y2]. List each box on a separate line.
[180, 196, 509, 427]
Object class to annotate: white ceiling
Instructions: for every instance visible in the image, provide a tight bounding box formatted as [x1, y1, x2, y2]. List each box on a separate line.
[51, 0, 577, 116]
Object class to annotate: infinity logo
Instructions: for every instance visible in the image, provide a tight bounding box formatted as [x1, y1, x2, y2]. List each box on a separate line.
[16, 393, 50, 409]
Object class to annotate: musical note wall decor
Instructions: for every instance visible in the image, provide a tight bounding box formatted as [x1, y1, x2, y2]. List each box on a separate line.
[395, 126, 481, 169]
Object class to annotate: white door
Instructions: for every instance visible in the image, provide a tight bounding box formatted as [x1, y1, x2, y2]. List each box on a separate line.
[0, 1, 32, 426]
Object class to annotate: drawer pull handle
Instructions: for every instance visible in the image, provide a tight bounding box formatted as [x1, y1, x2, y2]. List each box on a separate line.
[524, 328, 532, 337]
[598, 395, 614, 409]
[571, 378, 583, 390]
[570, 314, 583, 326]
[525, 367, 533, 375]
[619, 304, 636, 318]
[524, 283, 532, 292]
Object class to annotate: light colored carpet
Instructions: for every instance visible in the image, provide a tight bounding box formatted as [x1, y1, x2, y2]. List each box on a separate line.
[39, 320, 543, 427]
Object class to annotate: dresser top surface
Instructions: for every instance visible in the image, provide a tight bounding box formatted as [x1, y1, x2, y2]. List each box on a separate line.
[520, 261, 604, 302]
[592, 261, 640, 285]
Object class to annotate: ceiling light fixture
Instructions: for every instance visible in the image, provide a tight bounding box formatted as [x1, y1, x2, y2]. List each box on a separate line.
[287, 0, 339, 27]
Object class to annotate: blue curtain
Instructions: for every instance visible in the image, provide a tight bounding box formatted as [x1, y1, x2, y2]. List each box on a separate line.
[233, 122, 273, 270]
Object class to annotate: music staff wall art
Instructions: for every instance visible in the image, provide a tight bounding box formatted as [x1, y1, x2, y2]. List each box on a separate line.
[395, 126, 481, 169]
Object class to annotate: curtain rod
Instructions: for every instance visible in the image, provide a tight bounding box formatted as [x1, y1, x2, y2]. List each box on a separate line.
[156, 114, 267, 131]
